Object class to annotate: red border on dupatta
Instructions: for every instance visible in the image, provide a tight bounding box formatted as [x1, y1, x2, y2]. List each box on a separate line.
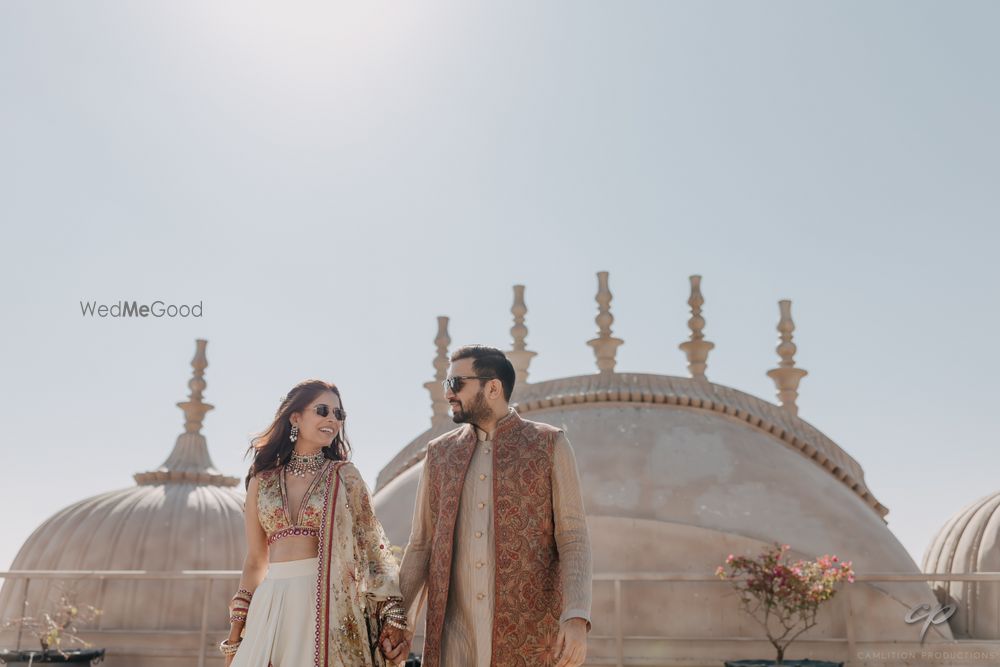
[314, 461, 346, 667]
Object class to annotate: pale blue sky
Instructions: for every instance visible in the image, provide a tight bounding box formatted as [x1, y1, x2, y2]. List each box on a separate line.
[1, 1, 998, 572]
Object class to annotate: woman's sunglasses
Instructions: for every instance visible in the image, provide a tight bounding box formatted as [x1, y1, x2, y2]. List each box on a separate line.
[313, 404, 347, 420]
[442, 375, 496, 393]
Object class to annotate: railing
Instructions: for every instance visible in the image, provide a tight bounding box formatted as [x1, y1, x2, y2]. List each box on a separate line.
[2, 571, 998, 667]
[589, 572, 1000, 667]
[0, 570, 239, 667]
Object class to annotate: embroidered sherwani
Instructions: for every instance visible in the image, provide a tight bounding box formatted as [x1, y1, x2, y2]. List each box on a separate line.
[399, 409, 592, 667]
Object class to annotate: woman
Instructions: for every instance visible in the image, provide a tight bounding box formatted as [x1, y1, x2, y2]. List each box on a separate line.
[222, 380, 409, 666]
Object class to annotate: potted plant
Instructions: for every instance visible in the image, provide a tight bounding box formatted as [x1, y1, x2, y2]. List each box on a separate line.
[1, 590, 104, 665]
[716, 543, 854, 667]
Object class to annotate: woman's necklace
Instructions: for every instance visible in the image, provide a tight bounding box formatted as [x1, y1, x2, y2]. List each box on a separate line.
[286, 450, 327, 478]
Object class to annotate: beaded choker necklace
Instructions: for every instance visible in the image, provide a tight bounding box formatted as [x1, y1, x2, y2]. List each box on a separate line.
[286, 451, 327, 478]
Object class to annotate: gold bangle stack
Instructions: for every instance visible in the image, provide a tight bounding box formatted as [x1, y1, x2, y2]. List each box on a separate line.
[380, 598, 408, 631]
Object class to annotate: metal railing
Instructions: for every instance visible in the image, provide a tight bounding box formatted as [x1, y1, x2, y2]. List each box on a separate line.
[2, 570, 997, 667]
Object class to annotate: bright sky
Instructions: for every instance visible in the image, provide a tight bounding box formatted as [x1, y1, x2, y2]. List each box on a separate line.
[1, 1, 997, 573]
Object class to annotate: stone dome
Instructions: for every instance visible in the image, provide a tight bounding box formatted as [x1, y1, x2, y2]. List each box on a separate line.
[923, 490, 1000, 639]
[376, 372, 952, 647]
[0, 340, 246, 638]
[373, 276, 954, 661]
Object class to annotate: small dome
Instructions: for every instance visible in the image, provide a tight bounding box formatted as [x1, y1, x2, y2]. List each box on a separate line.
[0, 340, 247, 633]
[923, 491, 1000, 639]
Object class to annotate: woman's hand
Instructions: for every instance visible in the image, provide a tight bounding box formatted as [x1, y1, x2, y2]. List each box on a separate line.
[225, 654, 235, 667]
[379, 624, 410, 664]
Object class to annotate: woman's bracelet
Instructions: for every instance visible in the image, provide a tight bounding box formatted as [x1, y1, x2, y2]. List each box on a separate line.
[219, 639, 241, 657]
[384, 617, 408, 630]
[379, 598, 408, 630]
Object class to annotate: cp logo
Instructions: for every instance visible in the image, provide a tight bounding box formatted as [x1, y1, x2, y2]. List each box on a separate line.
[904, 603, 956, 644]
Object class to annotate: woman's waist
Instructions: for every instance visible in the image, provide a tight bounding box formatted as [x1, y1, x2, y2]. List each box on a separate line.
[266, 557, 319, 579]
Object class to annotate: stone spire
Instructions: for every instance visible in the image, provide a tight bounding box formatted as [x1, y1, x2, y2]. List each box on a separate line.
[766, 300, 808, 416]
[423, 316, 452, 427]
[678, 275, 715, 381]
[506, 285, 537, 391]
[135, 339, 239, 486]
[586, 271, 623, 374]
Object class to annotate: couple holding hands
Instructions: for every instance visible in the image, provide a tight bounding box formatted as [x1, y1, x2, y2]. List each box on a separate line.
[223, 345, 592, 667]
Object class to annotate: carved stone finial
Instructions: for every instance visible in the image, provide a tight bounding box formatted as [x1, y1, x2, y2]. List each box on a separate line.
[178, 339, 213, 435]
[767, 300, 808, 416]
[507, 285, 537, 391]
[422, 316, 452, 427]
[678, 275, 715, 381]
[586, 271, 623, 374]
[134, 339, 238, 487]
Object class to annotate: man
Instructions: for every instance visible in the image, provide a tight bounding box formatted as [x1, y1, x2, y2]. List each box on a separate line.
[395, 345, 592, 667]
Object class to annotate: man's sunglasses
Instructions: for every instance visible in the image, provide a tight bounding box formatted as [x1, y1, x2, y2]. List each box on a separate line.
[313, 404, 347, 420]
[442, 375, 496, 393]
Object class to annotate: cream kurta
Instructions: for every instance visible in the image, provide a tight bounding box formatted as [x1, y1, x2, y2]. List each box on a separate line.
[400, 426, 592, 667]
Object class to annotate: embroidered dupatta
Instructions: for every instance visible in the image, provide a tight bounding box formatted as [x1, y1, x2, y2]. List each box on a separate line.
[315, 461, 402, 667]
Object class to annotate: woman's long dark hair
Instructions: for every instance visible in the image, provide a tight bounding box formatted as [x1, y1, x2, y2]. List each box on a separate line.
[245, 379, 352, 488]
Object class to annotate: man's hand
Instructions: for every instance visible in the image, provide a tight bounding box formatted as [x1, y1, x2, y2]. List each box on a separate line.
[555, 617, 588, 667]
[379, 625, 410, 665]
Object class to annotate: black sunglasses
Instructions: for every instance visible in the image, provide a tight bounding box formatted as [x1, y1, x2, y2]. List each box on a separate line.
[313, 404, 347, 420]
[442, 375, 496, 393]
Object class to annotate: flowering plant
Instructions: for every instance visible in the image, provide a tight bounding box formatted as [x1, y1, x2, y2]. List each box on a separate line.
[716, 543, 854, 665]
[2, 589, 101, 656]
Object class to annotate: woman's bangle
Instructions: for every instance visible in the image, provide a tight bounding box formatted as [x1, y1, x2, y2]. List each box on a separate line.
[384, 617, 408, 630]
[219, 639, 241, 656]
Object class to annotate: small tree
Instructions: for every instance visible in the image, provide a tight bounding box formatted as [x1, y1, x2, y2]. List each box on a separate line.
[3, 590, 102, 656]
[716, 543, 854, 665]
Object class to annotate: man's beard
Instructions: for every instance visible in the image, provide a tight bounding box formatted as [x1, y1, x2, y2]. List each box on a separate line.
[451, 389, 491, 425]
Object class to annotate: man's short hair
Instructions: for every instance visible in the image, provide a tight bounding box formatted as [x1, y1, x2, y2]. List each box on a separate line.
[450, 345, 516, 402]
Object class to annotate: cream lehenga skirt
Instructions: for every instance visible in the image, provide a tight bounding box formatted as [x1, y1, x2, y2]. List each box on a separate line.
[231, 557, 318, 667]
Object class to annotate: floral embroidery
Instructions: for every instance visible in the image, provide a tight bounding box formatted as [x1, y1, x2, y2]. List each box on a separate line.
[314, 462, 402, 667]
[527, 627, 561, 667]
[256, 464, 329, 546]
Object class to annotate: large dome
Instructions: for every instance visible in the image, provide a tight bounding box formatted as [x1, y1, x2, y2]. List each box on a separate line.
[923, 490, 1000, 639]
[373, 276, 954, 664]
[0, 340, 246, 647]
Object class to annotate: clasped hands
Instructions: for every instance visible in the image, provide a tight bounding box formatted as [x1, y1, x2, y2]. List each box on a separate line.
[378, 618, 587, 667]
[379, 625, 411, 665]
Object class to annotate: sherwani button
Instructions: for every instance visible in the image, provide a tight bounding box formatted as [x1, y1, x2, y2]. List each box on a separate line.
[479, 474, 486, 480]
[475, 531, 483, 538]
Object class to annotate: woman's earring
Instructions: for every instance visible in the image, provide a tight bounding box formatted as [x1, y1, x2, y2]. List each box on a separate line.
[290, 424, 299, 443]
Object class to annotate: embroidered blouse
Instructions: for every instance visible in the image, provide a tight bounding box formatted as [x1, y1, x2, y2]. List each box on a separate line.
[255, 462, 329, 545]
